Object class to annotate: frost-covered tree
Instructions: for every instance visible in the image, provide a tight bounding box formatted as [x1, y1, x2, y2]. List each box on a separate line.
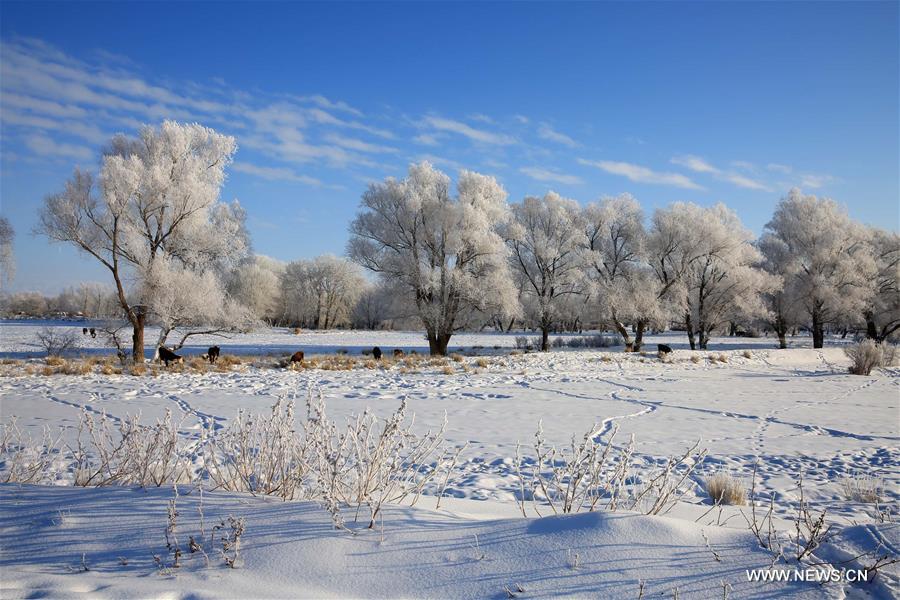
[583, 194, 668, 351]
[0, 216, 14, 288]
[228, 255, 285, 325]
[758, 233, 802, 348]
[349, 162, 519, 355]
[651, 203, 774, 349]
[280, 255, 366, 329]
[506, 192, 586, 351]
[762, 190, 875, 348]
[352, 280, 397, 330]
[864, 228, 900, 341]
[36, 121, 245, 362]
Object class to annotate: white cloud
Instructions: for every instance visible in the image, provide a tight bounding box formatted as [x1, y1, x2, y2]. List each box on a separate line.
[412, 134, 439, 146]
[23, 134, 92, 161]
[671, 154, 718, 174]
[537, 123, 578, 148]
[767, 163, 793, 174]
[798, 173, 836, 189]
[323, 133, 397, 154]
[579, 159, 704, 190]
[519, 166, 583, 185]
[232, 162, 323, 186]
[422, 116, 515, 145]
[671, 154, 771, 190]
[513, 115, 530, 124]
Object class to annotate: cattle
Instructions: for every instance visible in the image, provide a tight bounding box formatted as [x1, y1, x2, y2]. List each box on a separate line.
[158, 346, 183, 367]
[657, 343, 673, 356]
[207, 345, 220, 364]
[290, 351, 305, 363]
[372, 346, 382, 360]
[89, 328, 96, 339]
[393, 348, 405, 358]
[82, 327, 88, 335]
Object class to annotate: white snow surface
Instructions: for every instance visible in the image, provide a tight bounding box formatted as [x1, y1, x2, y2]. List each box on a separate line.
[1, 322, 898, 598]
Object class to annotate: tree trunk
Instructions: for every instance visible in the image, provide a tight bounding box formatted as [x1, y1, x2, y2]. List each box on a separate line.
[812, 310, 824, 349]
[427, 330, 451, 356]
[611, 316, 634, 351]
[685, 312, 696, 351]
[633, 320, 646, 352]
[540, 326, 550, 352]
[865, 315, 878, 340]
[777, 330, 787, 349]
[698, 328, 710, 350]
[131, 312, 145, 364]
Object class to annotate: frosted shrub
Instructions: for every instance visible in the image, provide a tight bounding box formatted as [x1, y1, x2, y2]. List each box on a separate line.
[845, 339, 884, 375]
[34, 327, 79, 357]
[0, 418, 62, 484]
[202, 396, 309, 500]
[515, 421, 706, 516]
[704, 472, 746, 505]
[72, 407, 191, 487]
[841, 474, 883, 504]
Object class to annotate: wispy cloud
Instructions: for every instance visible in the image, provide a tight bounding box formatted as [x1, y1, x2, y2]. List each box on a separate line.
[232, 162, 323, 186]
[671, 154, 770, 191]
[537, 123, 578, 148]
[519, 166, 583, 185]
[23, 134, 93, 161]
[421, 116, 515, 145]
[579, 158, 703, 190]
[412, 133, 439, 146]
[767, 163, 792, 174]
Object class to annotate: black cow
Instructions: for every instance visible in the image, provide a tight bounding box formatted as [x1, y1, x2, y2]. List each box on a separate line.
[207, 346, 221, 364]
[158, 346, 183, 366]
[372, 346, 382, 360]
[89, 328, 96, 339]
[657, 343, 673, 355]
[82, 327, 88, 335]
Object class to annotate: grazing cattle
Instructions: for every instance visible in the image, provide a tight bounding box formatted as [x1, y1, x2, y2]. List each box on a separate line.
[82, 327, 88, 335]
[158, 346, 183, 367]
[372, 346, 382, 360]
[290, 351, 305, 363]
[207, 346, 220, 364]
[89, 328, 96, 339]
[657, 343, 673, 355]
[393, 348, 405, 358]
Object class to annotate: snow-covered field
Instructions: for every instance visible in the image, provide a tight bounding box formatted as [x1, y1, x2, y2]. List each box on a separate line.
[1, 322, 898, 598]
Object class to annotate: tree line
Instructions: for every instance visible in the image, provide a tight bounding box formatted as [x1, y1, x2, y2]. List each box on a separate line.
[21, 121, 898, 359]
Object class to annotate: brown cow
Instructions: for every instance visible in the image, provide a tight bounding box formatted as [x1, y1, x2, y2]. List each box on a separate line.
[393, 348, 405, 358]
[290, 351, 305, 363]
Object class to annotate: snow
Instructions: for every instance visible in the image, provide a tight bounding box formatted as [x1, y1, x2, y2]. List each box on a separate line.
[1, 322, 898, 598]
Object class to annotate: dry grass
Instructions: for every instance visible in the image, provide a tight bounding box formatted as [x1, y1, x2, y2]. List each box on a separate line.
[716, 353, 729, 363]
[690, 355, 701, 364]
[45, 356, 66, 367]
[742, 350, 752, 359]
[40, 366, 55, 376]
[129, 364, 147, 376]
[450, 353, 464, 363]
[841, 474, 883, 503]
[293, 327, 302, 335]
[61, 361, 92, 376]
[441, 365, 454, 375]
[475, 357, 489, 368]
[705, 472, 746, 505]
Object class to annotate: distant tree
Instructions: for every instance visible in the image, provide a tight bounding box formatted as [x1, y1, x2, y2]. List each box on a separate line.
[758, 233, 801, 349]
[651, 203, 775, 350]
[583, 194, 668, 351]
[762, 190, 875, 348]
[36, 121, 246, 362]
[352, 281, 395, 330]
[506, 192, 586, 351]
[864, 228, 900, 341]
[228, 255, 285, 325]
[280, 255, 365, 329]
[0, 216, 14, 288]
[349, 162, 519, 355]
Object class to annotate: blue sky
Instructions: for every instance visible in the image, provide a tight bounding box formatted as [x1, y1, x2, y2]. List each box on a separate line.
[1, 1, 897, 293]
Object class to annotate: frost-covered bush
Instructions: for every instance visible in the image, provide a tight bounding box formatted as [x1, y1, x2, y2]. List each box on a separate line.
[841, 474, 883, 504]
[704, 472, 746, 505]
[845, 339, 884, 375]
[34, 327, 79, 356]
